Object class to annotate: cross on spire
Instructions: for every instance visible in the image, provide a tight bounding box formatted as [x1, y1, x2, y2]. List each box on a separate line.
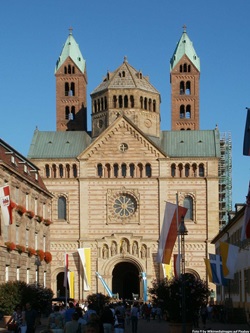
[183, 24, 187, 32]
[69, 27, 73, 35]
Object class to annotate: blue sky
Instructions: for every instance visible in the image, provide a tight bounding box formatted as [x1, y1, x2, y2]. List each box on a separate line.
[0, 1, 249, 206]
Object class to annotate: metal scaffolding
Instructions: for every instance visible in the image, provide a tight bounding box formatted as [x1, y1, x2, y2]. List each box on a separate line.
[219, 132, 232, 229]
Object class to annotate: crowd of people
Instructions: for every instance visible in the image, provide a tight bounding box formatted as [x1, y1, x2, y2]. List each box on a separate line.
[45, 301, 143, 333]
[6, 300, 231, 333]
[6, 300, 153, 333]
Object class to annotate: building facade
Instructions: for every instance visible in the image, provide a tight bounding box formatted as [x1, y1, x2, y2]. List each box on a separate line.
[28, 28, 222, 301]
[212, 201, 250, 314]
[0, 139, 52, 286]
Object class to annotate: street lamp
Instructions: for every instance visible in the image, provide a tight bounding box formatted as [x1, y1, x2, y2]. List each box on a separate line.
[178, 215, 188, 275]
[34, 257, 41, 287]
[178, 215, 188, 333]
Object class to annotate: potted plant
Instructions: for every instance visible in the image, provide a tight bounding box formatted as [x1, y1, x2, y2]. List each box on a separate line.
[34, 215, 43, 223]
[15, 205, 26, 216]
[26, 247, 36, 257]
[4, 241, 16, 252]
[16, 244, 25, 254]
[149, 274, 210, 332]
[44, 251, 52, 264]
[36, 249, 45, 261]
[43, 219, 52, 226]
[25, 210, 35, 219]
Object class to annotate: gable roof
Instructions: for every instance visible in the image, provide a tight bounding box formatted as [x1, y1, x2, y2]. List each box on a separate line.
[28, 125, 220, 160]
[0, 138, 50, 193]
[78, 115, 166, 159]
[91, 57, 159, 95]
[28, 129, 92, 159]
[150, 129, 221, 158]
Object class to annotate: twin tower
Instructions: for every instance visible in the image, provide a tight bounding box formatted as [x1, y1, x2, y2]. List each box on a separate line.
[55, 27, 200, 137]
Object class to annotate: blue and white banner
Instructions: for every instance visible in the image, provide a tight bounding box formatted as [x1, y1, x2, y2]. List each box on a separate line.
[96, 272, 113, 297]
[141, 272, 147, 302]
[204, 254, 228, 286]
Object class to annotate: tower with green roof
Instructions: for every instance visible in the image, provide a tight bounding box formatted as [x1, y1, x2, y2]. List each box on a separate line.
[55, 28, 88, 131]
[170, 26, 200, 130]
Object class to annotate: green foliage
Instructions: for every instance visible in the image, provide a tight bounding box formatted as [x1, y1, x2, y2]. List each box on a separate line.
[0, 281, 26, 315]
[148, 274, 210, 323]
[0, 281, 54, 316]
[86, 293, 111, 313]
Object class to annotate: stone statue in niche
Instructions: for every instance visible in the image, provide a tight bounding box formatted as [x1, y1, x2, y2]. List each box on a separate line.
[132, 242, 138, 256]
[102, 245, 108, 259]
[121, 240, 127, 254]
[141, 245, 146, 259]
[111, 242, 117, 256]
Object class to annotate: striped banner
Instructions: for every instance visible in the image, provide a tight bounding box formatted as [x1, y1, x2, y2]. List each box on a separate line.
[78, 248, 91, 291]
[141, 272, 148, 302]
[96, 272, 113, 297]
[0, 185, 12, 225]
[68, 271, 75, 299]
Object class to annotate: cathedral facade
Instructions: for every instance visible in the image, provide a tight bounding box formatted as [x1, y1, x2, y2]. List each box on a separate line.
[28, 28, 220, 301]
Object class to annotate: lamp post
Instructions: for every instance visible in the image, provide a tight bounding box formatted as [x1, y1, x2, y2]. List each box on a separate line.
[178, 216, 188, 275]
[34, 256, 41, 287]
[178, 215, 188, 333]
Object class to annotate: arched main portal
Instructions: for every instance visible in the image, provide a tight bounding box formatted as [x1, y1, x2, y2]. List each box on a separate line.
[112, 262, 139, 300]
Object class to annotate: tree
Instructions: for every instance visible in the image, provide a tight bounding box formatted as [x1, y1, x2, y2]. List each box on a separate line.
[86, 293, 111, 314]
[148, 274, 210, 323]
[0, 281, 53, 316]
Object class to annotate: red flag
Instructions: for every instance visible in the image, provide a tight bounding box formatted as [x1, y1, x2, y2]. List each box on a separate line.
[243, 108, 250, 156]
[241, 182, 250, 240]
[64, 253, 68, 287]
[0, 185, 12, 225]
[157, 202, 187, 264]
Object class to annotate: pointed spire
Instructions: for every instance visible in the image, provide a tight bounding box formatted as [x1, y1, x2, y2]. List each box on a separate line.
[55, 29, 86, 74]
[170, 27, 200, 71]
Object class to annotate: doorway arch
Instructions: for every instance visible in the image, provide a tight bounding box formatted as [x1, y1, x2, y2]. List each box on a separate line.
[56, 272, 68, 297]
[112, 262, 139, 300]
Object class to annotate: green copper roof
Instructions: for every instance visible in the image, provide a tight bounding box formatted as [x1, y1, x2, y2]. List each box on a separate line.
[150, 129, 221, 157]
[170, 28, 200, 71]
[28, 127, 220, 160]
[55, 30, 86, 74]
[27, 129, 92, 159]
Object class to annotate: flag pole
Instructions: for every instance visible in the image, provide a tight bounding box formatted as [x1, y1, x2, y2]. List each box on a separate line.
[176, 192, 181, 275]
[64, 253, 68, 307]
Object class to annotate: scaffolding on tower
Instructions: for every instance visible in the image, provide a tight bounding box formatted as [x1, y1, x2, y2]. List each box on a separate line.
[219, 132, 232, 229]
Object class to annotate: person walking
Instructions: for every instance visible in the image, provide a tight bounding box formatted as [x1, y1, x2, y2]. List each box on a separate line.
[6, 304, 24, 333]
[23, 303, 39, 333]
[64, 312, 79, 333]
[200, 303, 208, 329]
[64, 302, 75, 323]
[47, 305, 64, 333]
[114, 310, 125, 333]
[130, 303, 139, 333]
[100, 304, 114, 333]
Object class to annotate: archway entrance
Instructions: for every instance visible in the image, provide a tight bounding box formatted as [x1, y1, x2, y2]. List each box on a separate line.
[112, 262, 140, 300]
[56, 272, 67, 297]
